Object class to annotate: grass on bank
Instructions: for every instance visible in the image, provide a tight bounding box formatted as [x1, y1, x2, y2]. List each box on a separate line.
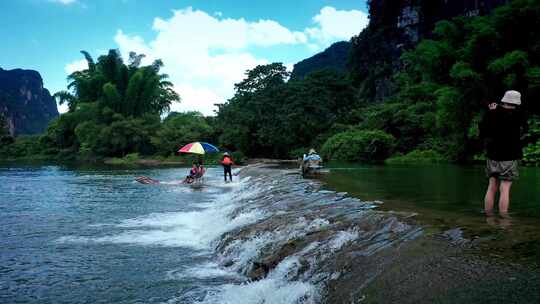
[385, 150, 447, 164]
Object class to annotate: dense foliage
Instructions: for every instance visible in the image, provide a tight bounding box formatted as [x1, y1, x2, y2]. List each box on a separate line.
[39, 50, 180, 158]
[0, 114, 14, 147]
[347, 0, 540, 163]
[215, 63, 358, 158]
[215, 0, 539, 164]
[0, 50, 215, 160]
[321, 130, 395, 162]
[151, 112, 214, 157]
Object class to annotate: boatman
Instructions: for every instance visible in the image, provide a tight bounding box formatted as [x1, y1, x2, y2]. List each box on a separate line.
[480, 90, 526, 217]
[221, 152, 234, 182]
[301, 148, 322, 176]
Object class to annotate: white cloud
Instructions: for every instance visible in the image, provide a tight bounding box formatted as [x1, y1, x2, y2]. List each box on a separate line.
[114, 7, 296, 115]
[50, 0, 77, 5]
[64, 59, 88, 74]
[306, 6, 369, 46]
[170, 84, 222, 114]
[61, 6, 367, 116]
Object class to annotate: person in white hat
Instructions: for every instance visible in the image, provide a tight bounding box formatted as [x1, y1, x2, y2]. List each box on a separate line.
[480, 90, 526, 217]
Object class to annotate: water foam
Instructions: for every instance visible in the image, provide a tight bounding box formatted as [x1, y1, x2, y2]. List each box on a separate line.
[167, 262, 242, 280]
[196, 257, 318, 304]
[57, 177, 266, 250]
[219, 217, 332, 274]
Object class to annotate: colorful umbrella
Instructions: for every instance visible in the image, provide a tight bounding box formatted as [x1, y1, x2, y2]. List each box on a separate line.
[178, 142, 219, 155]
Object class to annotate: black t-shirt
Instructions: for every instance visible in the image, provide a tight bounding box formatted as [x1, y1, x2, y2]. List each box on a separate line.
[480, 107, 525, 161]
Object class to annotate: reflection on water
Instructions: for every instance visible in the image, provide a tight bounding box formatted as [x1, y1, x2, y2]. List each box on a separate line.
[321, 163, 540, 262]
[321, 163, 540, 218]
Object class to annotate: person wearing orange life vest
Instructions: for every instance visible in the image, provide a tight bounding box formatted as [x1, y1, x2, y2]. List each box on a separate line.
[221, 152, 234, 182]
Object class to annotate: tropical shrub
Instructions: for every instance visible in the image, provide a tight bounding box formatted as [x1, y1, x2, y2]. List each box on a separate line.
[321, 130, 395, 162]
[522, 115, 540, 166]
[385, 149, 447, 164]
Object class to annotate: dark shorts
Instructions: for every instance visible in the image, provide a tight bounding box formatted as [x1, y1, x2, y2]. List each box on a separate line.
[485, 159, 519, 181]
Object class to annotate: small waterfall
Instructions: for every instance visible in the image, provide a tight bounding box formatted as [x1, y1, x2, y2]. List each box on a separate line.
[54, 165, 422, 304]
[191, 165, 423, 304]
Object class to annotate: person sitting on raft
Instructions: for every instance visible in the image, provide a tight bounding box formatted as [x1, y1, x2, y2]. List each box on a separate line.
[183, 162, 199, 184]
[196, 160, 206, 178]
[303, 149, 321, 166]
[301, 148, 322, 176]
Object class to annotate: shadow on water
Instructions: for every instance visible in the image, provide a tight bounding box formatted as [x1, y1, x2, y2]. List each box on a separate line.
[319, 162, 540, 263]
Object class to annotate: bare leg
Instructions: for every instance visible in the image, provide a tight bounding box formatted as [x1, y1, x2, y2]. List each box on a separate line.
[484, 177, 498, 215]
[498, 180, 513, 215]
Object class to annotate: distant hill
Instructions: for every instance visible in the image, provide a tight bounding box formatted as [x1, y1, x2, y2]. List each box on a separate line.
[0, 68, 58, 136]
[290, 41, 350, 81]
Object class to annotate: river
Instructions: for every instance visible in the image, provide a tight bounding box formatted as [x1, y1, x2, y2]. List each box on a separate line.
[1, 163, 538, 303]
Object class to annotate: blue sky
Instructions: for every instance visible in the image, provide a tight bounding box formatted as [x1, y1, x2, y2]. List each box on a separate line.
[0, 0, 369, 114]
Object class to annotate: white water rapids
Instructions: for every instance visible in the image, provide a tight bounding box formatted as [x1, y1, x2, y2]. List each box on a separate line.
[56, 165, 421, 303]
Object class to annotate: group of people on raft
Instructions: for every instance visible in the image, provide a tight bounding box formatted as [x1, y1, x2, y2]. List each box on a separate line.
[182, 152, 235, 184]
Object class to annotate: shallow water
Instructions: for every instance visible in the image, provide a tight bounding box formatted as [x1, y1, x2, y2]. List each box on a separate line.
[321, 163, 540, 263]
[321, 163, 540, 218]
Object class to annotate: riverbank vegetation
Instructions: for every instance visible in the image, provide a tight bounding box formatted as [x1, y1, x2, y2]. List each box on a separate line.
[216, 0, 540, 164]
[1, 0, 538, 166]
[1, 51, 213, 164]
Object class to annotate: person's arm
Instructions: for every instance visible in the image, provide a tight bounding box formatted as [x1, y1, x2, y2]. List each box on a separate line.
[479, 103, 497, 140]
[520, 110, 529, 147]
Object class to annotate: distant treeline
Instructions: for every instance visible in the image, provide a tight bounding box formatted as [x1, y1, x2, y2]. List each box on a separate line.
[1, 0, 539, 165]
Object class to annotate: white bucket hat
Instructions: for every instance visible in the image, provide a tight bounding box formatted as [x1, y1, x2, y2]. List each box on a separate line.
[501, 90, 521, 105]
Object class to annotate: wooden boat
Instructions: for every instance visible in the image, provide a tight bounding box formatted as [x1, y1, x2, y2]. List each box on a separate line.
[300, 164, 329, 177]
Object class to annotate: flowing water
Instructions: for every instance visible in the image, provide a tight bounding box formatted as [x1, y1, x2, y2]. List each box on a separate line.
[1, 163, 538, 303]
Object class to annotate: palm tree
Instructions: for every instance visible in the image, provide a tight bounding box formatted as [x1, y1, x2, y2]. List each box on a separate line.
[57, 49, 180, 117]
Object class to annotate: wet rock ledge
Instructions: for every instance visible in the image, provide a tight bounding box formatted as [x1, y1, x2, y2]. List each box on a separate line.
[216, 164, 540, 304]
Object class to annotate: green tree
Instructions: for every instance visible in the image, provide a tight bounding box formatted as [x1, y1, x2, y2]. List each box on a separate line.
[321, 130, 395, 162]
[43, 49, 181, 158]
[152, 111, 214, 156]
[347, 0, 540, 163]
[0, 114, 9, 136]
[54, 49, 179, 117]
[216, 64, 357, 158]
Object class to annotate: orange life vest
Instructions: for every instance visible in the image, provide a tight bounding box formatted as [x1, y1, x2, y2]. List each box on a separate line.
[222, 157, 233, 166]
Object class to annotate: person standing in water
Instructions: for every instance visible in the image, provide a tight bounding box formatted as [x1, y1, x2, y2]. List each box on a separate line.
[480, 90, 526, 217]
[221, 152, 234, 182]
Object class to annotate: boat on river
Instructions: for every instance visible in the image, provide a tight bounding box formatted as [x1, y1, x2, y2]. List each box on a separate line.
[135, 175, 205, 187]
